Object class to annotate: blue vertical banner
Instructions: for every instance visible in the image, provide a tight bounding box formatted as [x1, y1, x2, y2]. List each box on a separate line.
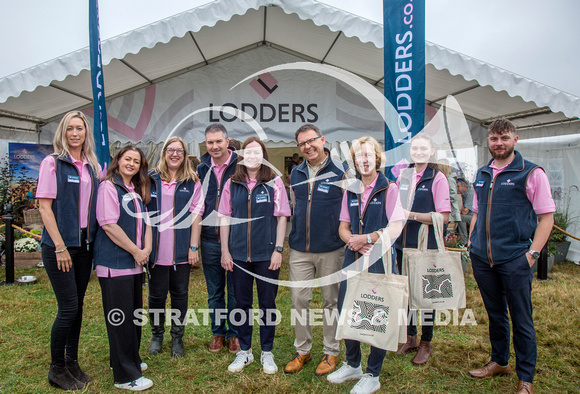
[384, 0, 425, 150]
[89, 0, 110, 168]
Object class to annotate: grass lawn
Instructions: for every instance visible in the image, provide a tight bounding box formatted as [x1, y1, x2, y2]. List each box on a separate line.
[0, 247, 579, 393]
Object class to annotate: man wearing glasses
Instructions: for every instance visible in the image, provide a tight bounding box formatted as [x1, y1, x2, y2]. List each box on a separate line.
[284, 124, 346, 376]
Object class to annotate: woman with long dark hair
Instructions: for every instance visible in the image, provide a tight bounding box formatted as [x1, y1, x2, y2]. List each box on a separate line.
[394, 134, 450, 366]
[147, 136, 204, 358]
[219, 137, 290, 374]
[94, 146, 153, 390]
[37, 111, 100, 390]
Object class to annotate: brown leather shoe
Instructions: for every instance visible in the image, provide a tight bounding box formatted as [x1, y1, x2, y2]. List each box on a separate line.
[517, 381, 534, 394]
[315, 354, 339, 375]
[412, 341, 432, 365]
[209, 335, 225, 353]
[228, 336, 241, 354]
[284, 352, 311, 373]
[396, 335, 419, 355]
[468, 361, 512, 378]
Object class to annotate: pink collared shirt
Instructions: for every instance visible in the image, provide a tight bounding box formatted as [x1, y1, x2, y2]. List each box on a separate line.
[211, 150, 233, 188]
[218, 176, 291, 217]
[396, 166, 452, 213]
[472, 163, 555, 215]
[155, 180, 204, 266]
[340, 175, 406, 223]
[36, 155, 99, 228]
[95, 180, 144, 278]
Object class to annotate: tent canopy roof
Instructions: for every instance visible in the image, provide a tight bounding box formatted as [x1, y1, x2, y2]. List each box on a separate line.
[1, 0, 579, 136]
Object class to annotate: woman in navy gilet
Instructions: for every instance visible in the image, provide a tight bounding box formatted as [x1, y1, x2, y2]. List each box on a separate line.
[218, 137, 291, 375]
[37, 111, 100, 390]
[327, 136, 404, 394]
[147, 136, 204, 358]
[395, 134, 450, 366]
[94, 146, 153, 391]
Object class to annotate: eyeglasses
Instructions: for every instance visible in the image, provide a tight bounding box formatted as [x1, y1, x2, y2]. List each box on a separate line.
[297, 135, 322, 148]
[166, 148, 184, 156]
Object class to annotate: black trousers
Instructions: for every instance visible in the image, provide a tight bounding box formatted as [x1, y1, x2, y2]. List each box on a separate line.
[99, 273, 143, 384]
[43, 240, 93, 367]
[148, 263, 191, 327]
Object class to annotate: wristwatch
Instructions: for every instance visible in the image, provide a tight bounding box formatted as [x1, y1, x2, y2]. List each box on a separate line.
[190, 246, 198, 252]
[528, 249, 540, 260]
[366, 234, 372, 244]
[274, 246, 283, 254]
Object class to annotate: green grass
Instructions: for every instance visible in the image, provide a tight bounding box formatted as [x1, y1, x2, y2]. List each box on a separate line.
[0, 249, 579, 393]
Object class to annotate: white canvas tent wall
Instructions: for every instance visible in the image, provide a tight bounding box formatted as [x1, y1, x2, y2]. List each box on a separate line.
[1, 0, 579, 142]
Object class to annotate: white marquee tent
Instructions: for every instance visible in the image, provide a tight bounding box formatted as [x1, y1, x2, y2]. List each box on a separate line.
[0, 0, 579, 258]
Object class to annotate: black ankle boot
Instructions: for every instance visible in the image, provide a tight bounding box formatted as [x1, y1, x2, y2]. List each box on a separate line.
[171, 325, 185, 358]
[66, 358, 92, 384]
[149, 323, 165, 355]
[48, 365, 85, 390]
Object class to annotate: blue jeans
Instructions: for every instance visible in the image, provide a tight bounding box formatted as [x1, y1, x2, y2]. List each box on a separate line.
[43, 242, 93, 367]
[200, 239, 237, 339]
[471, 252, 536, 382]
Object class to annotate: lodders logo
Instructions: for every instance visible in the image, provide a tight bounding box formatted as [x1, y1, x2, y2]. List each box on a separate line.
[500, 178, 515, 186]
[360, 292, 385, 303]
[14, 148, 35, 161]
[208, 72, 318, 123]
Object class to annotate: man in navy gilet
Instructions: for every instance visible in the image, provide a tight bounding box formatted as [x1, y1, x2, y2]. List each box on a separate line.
[197, 124, 240, 354]
[468, 119, 554, 394]
[284, 124, 346, 376]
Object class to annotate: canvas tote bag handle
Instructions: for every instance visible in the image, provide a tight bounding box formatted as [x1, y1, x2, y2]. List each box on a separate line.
[416, 212, 445, 252]
[362, 229, 393, 276]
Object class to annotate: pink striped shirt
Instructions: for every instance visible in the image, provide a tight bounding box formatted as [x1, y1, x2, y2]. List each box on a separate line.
[36, 155, 98, 228]
[472, 164, 555, 215]
[155, 180, 204, 266]
[95, 180, 144, 278]
[340, 175, 406, 223]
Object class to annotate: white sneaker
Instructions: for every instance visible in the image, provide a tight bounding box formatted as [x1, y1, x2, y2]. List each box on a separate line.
[228, 349, 254, 372]
[327, 362, 363, 384]
[114, 376, 153, 391]
[261, 351, 278, 374]
[350, 373, 380, 394]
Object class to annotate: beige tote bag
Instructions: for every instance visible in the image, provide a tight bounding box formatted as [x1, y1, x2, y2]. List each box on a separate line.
[336, 233, 409, 351]
[403, 212, 466, 310]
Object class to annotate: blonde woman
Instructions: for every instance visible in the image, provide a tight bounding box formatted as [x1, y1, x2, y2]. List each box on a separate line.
[36, 111, 100, 390]
[146, 137, 204, 357]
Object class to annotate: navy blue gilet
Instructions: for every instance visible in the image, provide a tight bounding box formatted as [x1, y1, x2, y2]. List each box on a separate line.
[288, 151, 346, 253]
[395, 166, 440, 250]
[197, 151, 238, 242]
[344, 172, 391, 274]
[147, 171, 197, 267]
[93, 175, 147, 269]
[470, 150, 539, 265]
[40, 154, 99, 247]
[228, 178, 278, 262]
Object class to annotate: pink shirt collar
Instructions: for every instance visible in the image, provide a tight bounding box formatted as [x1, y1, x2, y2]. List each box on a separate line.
[210, 149, 233, 169]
